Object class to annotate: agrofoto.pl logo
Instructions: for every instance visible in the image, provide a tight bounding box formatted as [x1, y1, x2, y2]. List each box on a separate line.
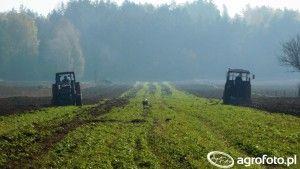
[207, 151, 297, 168]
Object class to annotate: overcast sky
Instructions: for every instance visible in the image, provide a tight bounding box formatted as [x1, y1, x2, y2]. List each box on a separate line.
[0, 0, 300, 17]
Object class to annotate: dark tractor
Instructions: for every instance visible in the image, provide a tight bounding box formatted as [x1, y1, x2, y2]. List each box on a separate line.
[52, 72, 82, 106]
[223, 68, 255, 105]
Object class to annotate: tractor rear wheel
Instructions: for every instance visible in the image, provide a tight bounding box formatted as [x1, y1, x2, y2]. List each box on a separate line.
[52, 84, 58, 105]
[76, 94, 82, 106]
[75, 82, 82, 106]
[75, 82, 81, 94]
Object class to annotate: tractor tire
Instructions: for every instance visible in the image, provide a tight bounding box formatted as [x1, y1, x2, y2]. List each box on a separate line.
[75, 82, 82, 106]
[75, 82, 81, 95]
[52, 84, 58, 105]
[71, 96, 76, 106]
[223, 84, 230, 104]
[76, 94, 82, 106]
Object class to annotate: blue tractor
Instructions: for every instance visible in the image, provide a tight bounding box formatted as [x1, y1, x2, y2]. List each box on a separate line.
[52, 72, 82, 106]
[223, 68, 255, 105]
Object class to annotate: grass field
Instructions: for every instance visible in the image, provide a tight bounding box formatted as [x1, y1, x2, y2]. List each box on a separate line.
[0, 83, 299, 168]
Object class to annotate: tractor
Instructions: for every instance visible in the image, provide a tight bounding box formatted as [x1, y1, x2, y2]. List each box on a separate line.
[223, 68, 255, 105]
[52, 72, 82, 106]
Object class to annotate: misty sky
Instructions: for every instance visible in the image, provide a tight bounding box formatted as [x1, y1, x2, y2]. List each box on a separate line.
[0, 0, 300, 17]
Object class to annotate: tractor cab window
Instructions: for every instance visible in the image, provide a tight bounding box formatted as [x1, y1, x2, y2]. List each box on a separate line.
[61, 76, 70, 84]
[57, 74, 74, 84]
[228, 72, 250, 81]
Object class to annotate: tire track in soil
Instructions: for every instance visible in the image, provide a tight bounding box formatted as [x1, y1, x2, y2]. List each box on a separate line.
[133, 138, 153, 168]
[5, 87, 140, 169]
[194, 110, 278, 169]
[147, 116, 193, 169]
[145, 85, 192, 169]
[130, 85, 153, 168]
[160, 84, 172, 96]
[148, 83, 156, 95]
[141, 83, 153, 119]
[160, 87, 250, 164]
[162, 87, 275, 169]
[165, 100, 253, 158]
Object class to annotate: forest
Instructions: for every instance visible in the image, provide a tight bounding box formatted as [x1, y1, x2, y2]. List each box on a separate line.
[0, 0, 299, 81]
[0, 1, 299, 168]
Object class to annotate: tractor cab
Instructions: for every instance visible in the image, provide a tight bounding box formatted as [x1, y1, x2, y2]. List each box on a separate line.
[223, 69, 254, 105]
[52, 72, 82, 106]
[56, 72, 74, 86]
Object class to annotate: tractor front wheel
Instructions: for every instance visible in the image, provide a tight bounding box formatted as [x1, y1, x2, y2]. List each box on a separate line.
[76, 94, 82, 106]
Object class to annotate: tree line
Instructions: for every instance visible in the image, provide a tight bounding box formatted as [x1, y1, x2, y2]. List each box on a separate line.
[0, 0, 299, 81]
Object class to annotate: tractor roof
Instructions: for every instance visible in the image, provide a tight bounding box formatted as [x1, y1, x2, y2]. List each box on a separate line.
[228, 68, 250, 74]
[56, 71, 75, 76]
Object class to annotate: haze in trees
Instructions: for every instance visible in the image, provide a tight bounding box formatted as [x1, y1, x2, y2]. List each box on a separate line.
[0, 0, 299, 81]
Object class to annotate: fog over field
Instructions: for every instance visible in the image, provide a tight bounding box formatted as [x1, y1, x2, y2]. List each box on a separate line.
[1, 2, 300, 168]
[0, 0, 299, 82]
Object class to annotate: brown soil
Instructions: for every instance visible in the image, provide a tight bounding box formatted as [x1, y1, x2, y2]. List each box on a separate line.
[175, 84, 223, 99]
[0, 85, 131, 116]
[89, 98, 129, 116]
[0, 85, 51, 98]
[251, 97, 300, 116]
[176, 84, 300, 116]
[82, 85, 131, 104]
[0, 97, 51, 115]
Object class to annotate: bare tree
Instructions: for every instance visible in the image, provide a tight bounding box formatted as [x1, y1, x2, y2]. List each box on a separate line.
[280, 35, 300, 97]
[280, 35, 300, 71]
